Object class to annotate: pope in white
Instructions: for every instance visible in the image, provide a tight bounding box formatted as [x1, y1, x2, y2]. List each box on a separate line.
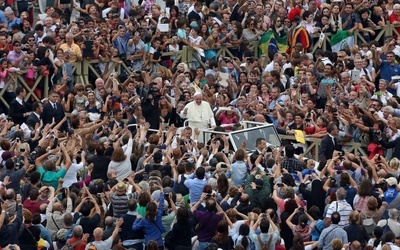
[181, 90, 216, 131]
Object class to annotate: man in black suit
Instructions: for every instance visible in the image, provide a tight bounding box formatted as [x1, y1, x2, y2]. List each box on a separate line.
[187, 2, 203, 25]
[127, 104, 143, 135]
[378, 132, 400, 159]
[108, 109, 125, 130]
[8, 87, 30, 125]
[252, 138, 268, 169]
[41, 91, 68, 132]
[228, 0, 243, 22]
[26, 102, 43, 130]
[318, 123, 341, 162]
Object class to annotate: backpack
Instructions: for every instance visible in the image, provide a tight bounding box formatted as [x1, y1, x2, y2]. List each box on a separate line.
[257, 234, 273, 250]
[355, 196, 369, 211]
[174, 174, 189, 196]
[235, 235, 255, 250]
[60, 239, 82, 250]
[382, 219, 393, 233]
[362, 212, 376, 235]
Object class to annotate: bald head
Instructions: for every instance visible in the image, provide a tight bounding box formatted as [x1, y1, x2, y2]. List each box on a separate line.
[93, 227, 103, 240]
[39, 203, 48, 213]
[5, 189, 15, 199]
[378, 169, 387, 178]
[350, 241, 361, 250]
[105, 216, 113, 227]
[52, 202, 62, 212]
[254, 114, 266, 123]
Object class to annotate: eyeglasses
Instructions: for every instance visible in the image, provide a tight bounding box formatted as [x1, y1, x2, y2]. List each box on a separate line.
[28, 39, 34, 42]
[14, 44, 21, 47]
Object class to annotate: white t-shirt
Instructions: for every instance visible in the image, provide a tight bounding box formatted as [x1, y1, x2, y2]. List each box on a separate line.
[394, 82, 400, 97]
[102, 8, 125, 19]
[62, 161, 84, 188]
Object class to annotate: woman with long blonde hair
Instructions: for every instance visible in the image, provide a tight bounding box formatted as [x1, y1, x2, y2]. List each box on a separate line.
[206, 28, 220, 48]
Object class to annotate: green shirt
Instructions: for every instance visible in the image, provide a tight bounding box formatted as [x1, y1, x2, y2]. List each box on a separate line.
[38, 166, 67, 189]
[137, 205, 146, 217]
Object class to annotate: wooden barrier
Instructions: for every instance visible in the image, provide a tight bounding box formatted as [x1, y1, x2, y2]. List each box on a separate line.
[3, 25, 397, 109]
[0, 73, 49, 109]
[310, 24, 399, 52]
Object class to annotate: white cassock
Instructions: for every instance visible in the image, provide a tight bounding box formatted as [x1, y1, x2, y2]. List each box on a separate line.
[181, 101, 216, 141]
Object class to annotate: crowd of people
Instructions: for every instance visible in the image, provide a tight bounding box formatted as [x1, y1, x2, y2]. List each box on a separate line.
[1, 0, 400, 249]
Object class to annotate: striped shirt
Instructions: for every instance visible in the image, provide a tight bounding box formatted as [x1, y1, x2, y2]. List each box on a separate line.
[110, 192, 137, 218]
[325, 200, 353, 227]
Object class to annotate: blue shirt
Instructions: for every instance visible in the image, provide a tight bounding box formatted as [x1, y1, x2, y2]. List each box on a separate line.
[184, 176, 207, 204]
[177, 28, 186, 40]
[0, 11, 7, 26]
[341, 13, 359, 30]
[112, 31, 131, 56]
[231, 161, 247, 186]
[7, 17, 20, 31]
[36, 224, 52, 245]
[384, 187, 399, 203]
[269, 98, 284, 110]
[132, 194, 165, 246]
[318, 224, 348, 250]
[311, 219, 325, 241]
[379, 59, 400, 82]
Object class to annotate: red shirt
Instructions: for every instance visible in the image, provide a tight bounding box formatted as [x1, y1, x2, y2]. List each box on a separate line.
[23, 199, 42, 215]
[68, 236, 87, 250]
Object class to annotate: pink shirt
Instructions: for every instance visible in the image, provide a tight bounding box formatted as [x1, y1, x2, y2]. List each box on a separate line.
[219, 112, 237, 131]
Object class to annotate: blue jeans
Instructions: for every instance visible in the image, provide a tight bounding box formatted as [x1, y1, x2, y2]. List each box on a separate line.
[198, 242, 209, 250]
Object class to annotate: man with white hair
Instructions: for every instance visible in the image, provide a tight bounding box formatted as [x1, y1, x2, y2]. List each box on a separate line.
[59, 32, 82, 63]
[371, 79, 393, 106]
[181, 90, 216, 137]
[4, 7, 20, 30]
[67, 225, 89, 248]
[44, 16, 56, 33]
[85, 218, 123, 249]
[325, 187, 353, 227]
[94, 78, 106, 103]
[377, 208, 400, 237]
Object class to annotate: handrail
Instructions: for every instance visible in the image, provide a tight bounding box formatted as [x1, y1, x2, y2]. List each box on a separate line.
[280, 134, 368, 161]
[9, 25, 400, 105]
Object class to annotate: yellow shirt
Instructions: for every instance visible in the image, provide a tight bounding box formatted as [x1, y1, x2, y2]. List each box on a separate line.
[59, 42, 82, 63]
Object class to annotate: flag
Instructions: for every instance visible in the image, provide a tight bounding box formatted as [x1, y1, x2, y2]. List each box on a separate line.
[259, 31, 288, 56]
[331, 30, 354, 53]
